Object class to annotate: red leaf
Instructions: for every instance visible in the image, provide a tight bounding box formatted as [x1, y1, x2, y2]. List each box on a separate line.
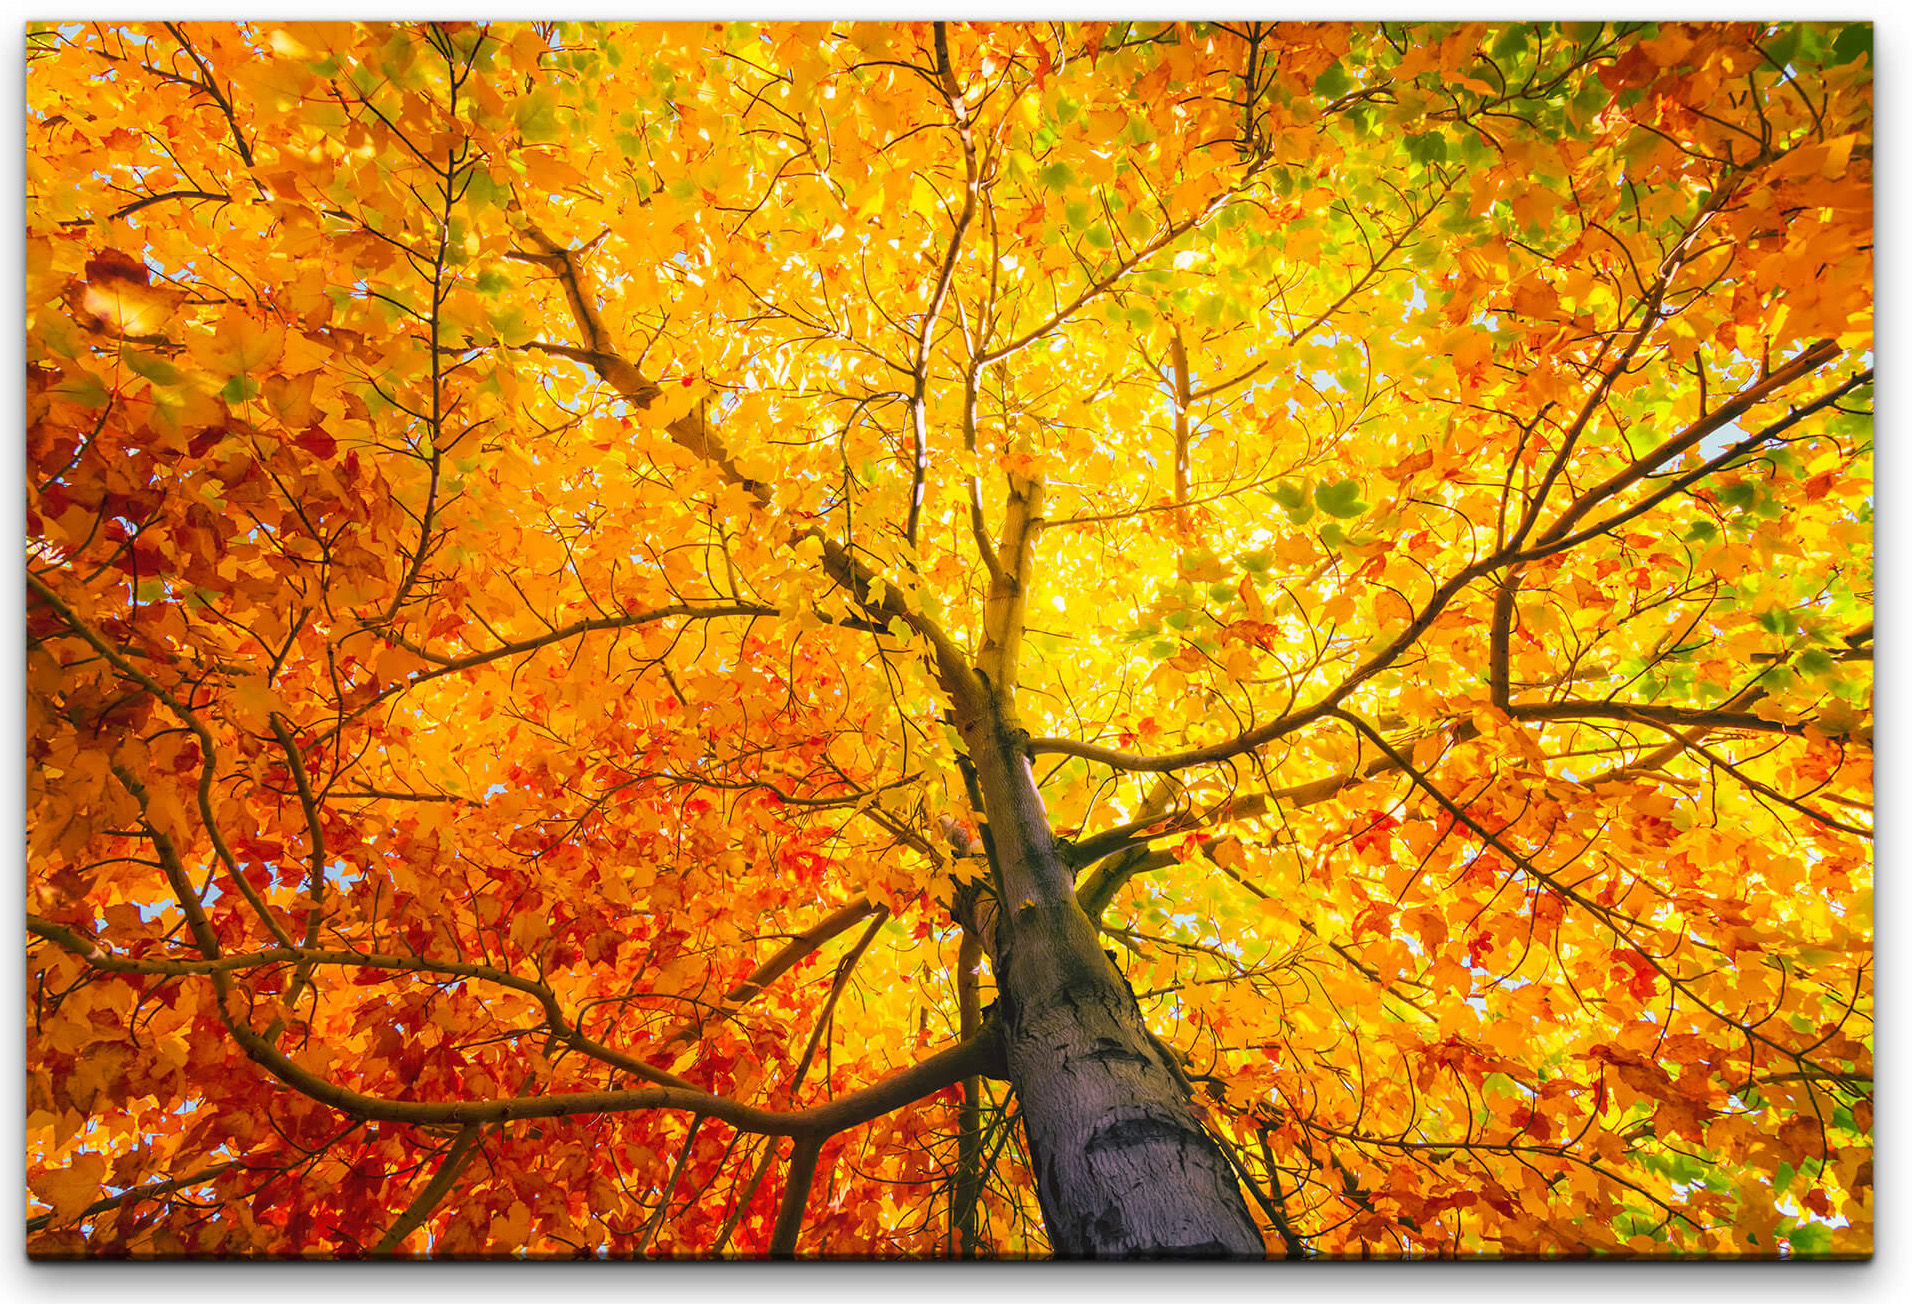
[295, 428, 337, 459]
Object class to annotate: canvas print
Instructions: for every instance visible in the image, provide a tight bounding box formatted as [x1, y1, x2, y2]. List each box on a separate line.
[26, 19, 1872, 1258]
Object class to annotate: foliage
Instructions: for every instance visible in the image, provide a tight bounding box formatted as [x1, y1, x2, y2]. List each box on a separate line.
[26, 19, 1871, 1258]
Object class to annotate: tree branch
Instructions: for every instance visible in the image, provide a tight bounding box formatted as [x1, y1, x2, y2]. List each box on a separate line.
[27, 1159, 244, 1235]
[29, 916, 704, 1093]
[372, 1123, 484, 1256]
[904, 21, 982, 551]
[216, 977, 997, 1137]
[788, 909, 890, 1093]
[1169, 326, 1193, 507]
[1530, 338, 1844, 551]
[1327, 707, 1849, 1075]
[953, 927, 986, 1257]
[976, 473, 1045, 696]
[657, 898, 881, 1055]
[769, 1133, 824, 1258]
[632, 1114, 705, 1255]
[513, 221, 985, 709]
[1029, 354, 1866, 775]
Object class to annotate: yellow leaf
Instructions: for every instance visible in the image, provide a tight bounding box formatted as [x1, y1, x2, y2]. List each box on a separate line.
[188, 308, 286, 379]
[230, 55, 316, 112]
[1821, 132, 1858, 180]
[36, 1151, 108, 1225]
[83, 280, 178, 338]
[376, 645, 429, 684]
[1238, 573, 1266, 620]
[1372, 589, 1414, 629]
[521, 148, 590, 195]
[144, 783, 195, 847]
[227, 675, 286, 731]
[262, 371, 318, 427]
[909, 174, 941, 217]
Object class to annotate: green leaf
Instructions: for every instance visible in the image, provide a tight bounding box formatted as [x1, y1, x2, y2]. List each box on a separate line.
[1039, 161, 1073, 191]
[1481, 1072, 1523, 1101]
[54, 371, 112, 410]
[1786, 1221, 1834, 1258]
[1404, 131, 1448, 165]
[1758, 665, 1798, 692]
[1757, 607, 1797, 636]
[1763, 25, 1803, 72]
[1667, 1153, 1709, 1186]
[1831, 23, 1873, 67]
[1795, 648, 1835, 677]
[1271, 480, 1314, 524]
[489, 305, 534, 348]
[1491, 25, 1531, 63]
[122, 350, 184, 386]
[515, 89, 562, 144]
[1314, 478, 1369, 519]
[465, 168, 507, 212]
[1567, 80, 1608, 131]
[1314, 61, 1353, 99]
[220, 375, 258, 405]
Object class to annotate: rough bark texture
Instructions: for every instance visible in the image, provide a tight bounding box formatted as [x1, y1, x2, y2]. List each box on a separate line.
[960, 697, 1264, 1258]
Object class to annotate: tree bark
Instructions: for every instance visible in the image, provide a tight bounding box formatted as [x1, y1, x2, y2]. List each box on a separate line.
[953, 929, 986, 1257]
[958, 695, 1264, 1258]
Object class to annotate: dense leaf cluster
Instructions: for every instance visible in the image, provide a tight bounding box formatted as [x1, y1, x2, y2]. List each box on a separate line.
[27, 20, 1870, 1258]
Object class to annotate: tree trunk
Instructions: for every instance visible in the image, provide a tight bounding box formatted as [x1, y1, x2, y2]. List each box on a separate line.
[953, 930, 986, 1257]
[960, 700, 1264, 1258]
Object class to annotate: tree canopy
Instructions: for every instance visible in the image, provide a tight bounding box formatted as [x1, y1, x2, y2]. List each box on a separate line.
[26, 19, 1872, 1259]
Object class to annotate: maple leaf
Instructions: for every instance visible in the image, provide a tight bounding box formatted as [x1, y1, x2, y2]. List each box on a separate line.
[74, 248, 186, 343]
[186, 306, 286, 381]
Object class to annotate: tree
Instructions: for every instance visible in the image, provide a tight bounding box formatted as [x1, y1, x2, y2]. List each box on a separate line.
[26, 19, 1872, 1259]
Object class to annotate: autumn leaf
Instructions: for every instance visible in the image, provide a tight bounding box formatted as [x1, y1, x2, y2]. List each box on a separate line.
[79, 249, 181, 338]
[186, 307, 286, 381]
[34, 1151, 109, 1226]
[1323, 478, 1368, 516]
[262, 371, 319, 427]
